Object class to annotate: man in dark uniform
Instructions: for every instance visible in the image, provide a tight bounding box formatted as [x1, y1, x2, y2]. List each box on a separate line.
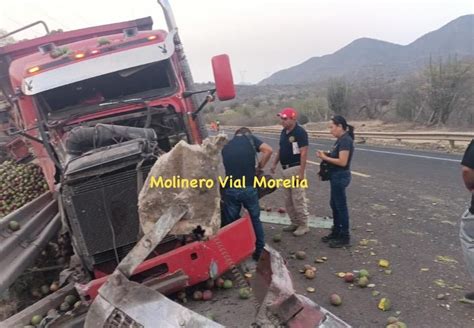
[270, 108, 310, 236]
[460, 139, 474, 303]
[221, 127, 273, 261]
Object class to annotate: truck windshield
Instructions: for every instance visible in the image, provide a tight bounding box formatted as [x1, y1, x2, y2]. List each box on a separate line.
[39, 59, 176, 116]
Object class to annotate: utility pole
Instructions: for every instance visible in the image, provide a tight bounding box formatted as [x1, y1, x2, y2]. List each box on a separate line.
[240, 70, 247, 85]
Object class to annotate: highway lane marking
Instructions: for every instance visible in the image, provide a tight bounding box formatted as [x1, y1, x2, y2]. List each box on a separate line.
[349, 147, 461, 162]
[258, 135, 461, 163]
[307, 160, 371, 178]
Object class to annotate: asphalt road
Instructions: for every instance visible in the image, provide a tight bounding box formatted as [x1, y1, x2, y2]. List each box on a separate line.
[191, 131, 473, 327]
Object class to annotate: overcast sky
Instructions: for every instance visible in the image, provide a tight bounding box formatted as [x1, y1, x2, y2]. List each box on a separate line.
[1, 0, 472, 83]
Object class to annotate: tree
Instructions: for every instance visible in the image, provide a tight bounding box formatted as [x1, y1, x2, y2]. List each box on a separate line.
[424, 56, 472, 126]
[297, 113, 309, 125]
[327, 78, 350, 116]
[351, 72, 395, 120]
[395, 75, 425, 122]
[0, 29, 16, 47]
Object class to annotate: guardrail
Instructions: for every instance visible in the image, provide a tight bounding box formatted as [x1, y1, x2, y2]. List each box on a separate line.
[219, 125, 474, 148]
[0, 192, 60, 294]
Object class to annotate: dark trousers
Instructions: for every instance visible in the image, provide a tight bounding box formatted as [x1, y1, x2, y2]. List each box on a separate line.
[330, 170, 351, 236]
[222, 187, 264, 260]
[470, 194, 474, 214]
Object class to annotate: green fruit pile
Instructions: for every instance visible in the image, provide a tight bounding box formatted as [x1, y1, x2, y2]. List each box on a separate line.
[0, 161, 48, 218]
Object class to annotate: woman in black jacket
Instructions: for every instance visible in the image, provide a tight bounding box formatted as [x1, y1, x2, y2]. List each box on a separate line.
[317, 115, 355, 248]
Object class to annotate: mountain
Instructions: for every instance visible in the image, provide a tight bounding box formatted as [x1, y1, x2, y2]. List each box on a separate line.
[259, 15, 474, 85]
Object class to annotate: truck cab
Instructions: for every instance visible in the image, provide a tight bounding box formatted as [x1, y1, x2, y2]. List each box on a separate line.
[0, 13, 238, 276]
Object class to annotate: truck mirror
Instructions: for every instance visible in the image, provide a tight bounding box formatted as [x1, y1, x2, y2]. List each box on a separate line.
[211, 54, 236, 101]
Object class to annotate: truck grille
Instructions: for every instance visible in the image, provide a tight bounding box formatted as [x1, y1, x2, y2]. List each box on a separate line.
[63, 146, 155, 270]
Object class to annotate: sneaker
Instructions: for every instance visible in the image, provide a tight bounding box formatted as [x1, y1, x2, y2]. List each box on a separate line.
[328, 236, 351, 248]
[321, 232, 338, 243]
[293, 225, 309, 236]
[282, 224, 298, 232]
[461, 292, 474, 304]
[240, 258, 257, 273]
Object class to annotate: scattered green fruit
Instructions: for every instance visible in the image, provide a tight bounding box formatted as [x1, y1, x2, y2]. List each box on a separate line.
[202, 290, 213, 301]
[304, 269, 316, 279]
[223, 279, 233, 289]
[40, 285, 50, 295]
[378, 298, 392, 311]
[239, 287, 251, 299]
[295, 251, 306, 260]
[379, 259, 390, 268]
[216, 277, 225, 288]
[50, 281, 60, 292]
[60, 302, 70, 311]
[30, 315, 43, 325]
[359, 239, 369, 246]
[31, 289, 42, 298]
[344, 272, 355, 283]
[0, 161, 48, 218]
[330, 294, 342, 306]
[303, 264, 315, 271]
[47, 309, 58, 317]
[358, 276, 369, 288]
[387, 317, 399, 324]
[177, 291, 186, 301]
[65, 295, 77, 306]
[193, 290, 203, 300]
[206, 313, 216, 321]
[8, 220, 20, 231]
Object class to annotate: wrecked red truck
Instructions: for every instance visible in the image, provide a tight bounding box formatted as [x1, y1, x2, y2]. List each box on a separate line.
[0, 1, 350, 327]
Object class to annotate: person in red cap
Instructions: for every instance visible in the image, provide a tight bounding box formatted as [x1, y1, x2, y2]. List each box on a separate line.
[270, 108, 310, 236]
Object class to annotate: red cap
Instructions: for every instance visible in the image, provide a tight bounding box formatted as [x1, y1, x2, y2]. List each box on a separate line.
[277, 107, 297, 119]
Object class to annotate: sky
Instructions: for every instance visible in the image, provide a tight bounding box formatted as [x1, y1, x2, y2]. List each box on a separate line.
[1, 0, 472, 84]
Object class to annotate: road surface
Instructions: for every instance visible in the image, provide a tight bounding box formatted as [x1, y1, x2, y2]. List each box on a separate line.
[189, 131, 473, 327]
